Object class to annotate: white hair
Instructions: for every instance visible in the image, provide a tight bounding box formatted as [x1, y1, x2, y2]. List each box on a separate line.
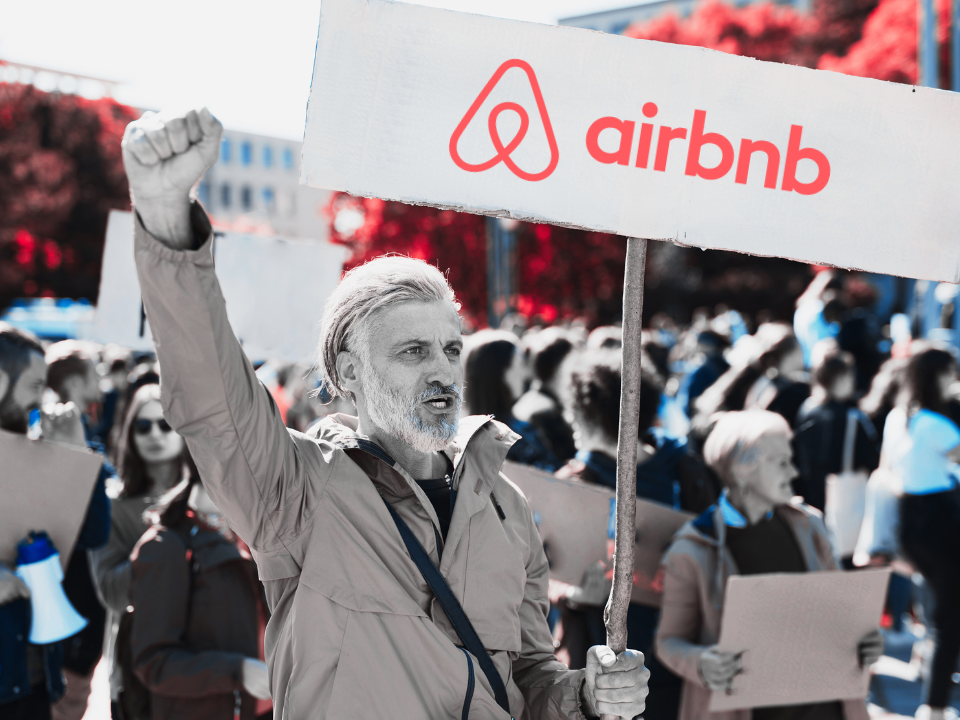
[318, 255, 460, 398]
[702, 410, 791, 488]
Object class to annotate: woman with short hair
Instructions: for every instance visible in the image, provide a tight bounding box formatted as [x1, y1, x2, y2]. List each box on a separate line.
[656, 410, 882, 720]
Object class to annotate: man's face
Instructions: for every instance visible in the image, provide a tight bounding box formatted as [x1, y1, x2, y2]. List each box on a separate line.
[354, 301, 463, 453]
[732, 431, 798, 508]
[0, 352, 46, 434]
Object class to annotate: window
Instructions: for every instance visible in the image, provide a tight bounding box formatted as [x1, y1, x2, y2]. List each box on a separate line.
[262, 187, 276, 214]
[196, 180, 210, 207]
[241, 141, 253, 166]
[282, 147, 295, 171]
[262, 145, 273, 168]
[220, 137, 231, 163]
[220, 183, 232, 208]
[241, 185, 253, 210]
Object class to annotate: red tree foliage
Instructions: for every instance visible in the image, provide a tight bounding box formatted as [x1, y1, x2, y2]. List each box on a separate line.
[0, 83, 137, 311]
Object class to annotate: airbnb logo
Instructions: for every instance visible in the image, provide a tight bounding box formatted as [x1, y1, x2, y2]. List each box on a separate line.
[449, 59, 560, 181]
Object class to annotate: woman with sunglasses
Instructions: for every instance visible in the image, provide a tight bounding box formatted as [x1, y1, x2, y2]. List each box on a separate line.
[89, 384, 191, 720]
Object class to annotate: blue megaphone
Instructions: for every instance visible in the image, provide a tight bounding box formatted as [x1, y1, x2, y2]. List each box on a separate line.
[15, 532, 87, 644]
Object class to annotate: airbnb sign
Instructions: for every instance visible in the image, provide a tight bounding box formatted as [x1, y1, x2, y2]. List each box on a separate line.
[304, 0, 960, 283]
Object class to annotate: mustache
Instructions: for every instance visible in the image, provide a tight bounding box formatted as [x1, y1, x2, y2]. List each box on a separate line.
[415, 382, 462, 404]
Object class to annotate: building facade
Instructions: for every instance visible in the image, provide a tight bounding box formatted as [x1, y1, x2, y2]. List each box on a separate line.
[197, 129, 331, 243]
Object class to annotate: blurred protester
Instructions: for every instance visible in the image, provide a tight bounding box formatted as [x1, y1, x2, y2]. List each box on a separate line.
[586, 325, 622, 350]
[553, 350, 719, 719]
[743, 324, 810, 426]
[0, 323, 111, 720]
[513, 327, 578, 464]
[656, 410, 882, 720]
[792, 346, 880, 516]
[558, 351, 718, 512]
[130, 475, 271, 719]
[97, 346, 133, 457]
[834, 278, 884, 394]
[124, 362, 160, 406]
[678, 330, 730, 419]
[794, 270, 843, 367]
[45, 341, 103, 442]
[44, 341, 117, 720]
[886, 346, 960, 720]
[89, 385, 193, 720]
[463, 329, 560, 471]
[859, 357, 907, 438]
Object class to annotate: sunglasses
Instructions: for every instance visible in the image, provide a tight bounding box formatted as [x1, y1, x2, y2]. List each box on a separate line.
[133, 418, 173, 436]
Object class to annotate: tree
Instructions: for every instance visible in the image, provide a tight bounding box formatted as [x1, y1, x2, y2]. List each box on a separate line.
[0, 83, 137, 312]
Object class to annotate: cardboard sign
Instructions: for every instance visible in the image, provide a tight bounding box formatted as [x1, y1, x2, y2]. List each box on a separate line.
[92, 211, 348, 363]
[503, 460, 692, 607]
[0, 431, 104, 570]
[710, 567, 891, 711]
[302, 0, 960, 282]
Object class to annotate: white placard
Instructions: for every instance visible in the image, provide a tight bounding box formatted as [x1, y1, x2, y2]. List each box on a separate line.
[93, 210, 348, 363]
[302, 0, 960, 282]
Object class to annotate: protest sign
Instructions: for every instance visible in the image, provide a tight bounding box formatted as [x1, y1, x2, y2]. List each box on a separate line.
[302, 0, 960, 282]
[503, 461, 692, 607]
[0, 431, 104, 570]
[710, 567, 891, 711]
[92, 210, 348, 363]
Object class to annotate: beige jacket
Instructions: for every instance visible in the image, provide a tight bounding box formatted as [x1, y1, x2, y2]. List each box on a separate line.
[133, 205, 586, 720]
[654, 501, 871, 720]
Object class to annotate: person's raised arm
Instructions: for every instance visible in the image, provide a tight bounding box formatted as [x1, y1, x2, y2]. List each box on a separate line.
[120, 110, 314, 554]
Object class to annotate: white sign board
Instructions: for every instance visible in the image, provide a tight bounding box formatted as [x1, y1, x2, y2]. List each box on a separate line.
[302, 0, 960, 282]
[93, 210, 348, 363]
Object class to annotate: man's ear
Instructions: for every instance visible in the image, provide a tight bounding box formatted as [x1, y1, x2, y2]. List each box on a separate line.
[0, 369, 8, 402]
[336, 351, 362, 396]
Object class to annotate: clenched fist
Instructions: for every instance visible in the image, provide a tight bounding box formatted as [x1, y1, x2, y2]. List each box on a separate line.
[121, 108, 222, 248]
[41, 401, 87, 449]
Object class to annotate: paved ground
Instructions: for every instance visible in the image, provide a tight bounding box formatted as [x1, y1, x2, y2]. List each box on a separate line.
[868, 625, 960, 718]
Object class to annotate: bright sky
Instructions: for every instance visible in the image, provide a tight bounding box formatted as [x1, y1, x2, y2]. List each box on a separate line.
[2, 0, 627, 141]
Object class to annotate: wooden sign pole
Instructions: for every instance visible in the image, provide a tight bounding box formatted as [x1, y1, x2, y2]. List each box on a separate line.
[602, 236, 647, 719]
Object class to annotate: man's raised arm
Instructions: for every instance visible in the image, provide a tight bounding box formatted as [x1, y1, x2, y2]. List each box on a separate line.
[121, 109, 310, 554]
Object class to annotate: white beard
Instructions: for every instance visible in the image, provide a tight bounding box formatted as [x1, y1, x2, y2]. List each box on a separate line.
[360, 363, 461, 454]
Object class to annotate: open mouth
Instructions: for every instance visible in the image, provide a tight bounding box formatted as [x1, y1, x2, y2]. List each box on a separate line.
[423, 395, 455, 411]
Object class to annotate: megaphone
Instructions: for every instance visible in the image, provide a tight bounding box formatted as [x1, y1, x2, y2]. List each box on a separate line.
[15, 532, 87, 644]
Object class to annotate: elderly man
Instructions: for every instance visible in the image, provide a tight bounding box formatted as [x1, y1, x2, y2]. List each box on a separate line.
[119, 108, 648, 719]
[655, 410, 883, 720]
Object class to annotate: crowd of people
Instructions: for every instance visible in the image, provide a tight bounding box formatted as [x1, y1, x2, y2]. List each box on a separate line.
[1, 105, 958, 720]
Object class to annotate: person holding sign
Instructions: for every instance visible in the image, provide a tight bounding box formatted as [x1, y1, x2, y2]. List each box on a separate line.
[119, 108, 650, 720]
[655, 410, 883, 720]
[0, 324, 111, 720]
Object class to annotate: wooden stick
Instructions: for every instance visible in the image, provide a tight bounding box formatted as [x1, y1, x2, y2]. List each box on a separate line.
[602, 236, 647, 720]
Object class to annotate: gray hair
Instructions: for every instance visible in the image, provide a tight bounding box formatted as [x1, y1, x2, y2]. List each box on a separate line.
[702, 410, 791, 488]
[318, 255, 460, 398]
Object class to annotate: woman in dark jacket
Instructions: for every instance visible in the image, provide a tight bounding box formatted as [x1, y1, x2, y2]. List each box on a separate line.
[130, 474, 271, 719]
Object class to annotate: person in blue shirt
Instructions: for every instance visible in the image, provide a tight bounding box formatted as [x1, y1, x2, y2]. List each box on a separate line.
[887, 345, 960, 720]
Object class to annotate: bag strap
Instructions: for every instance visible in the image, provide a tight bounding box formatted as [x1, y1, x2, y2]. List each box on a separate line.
[382, 498, 512, 717]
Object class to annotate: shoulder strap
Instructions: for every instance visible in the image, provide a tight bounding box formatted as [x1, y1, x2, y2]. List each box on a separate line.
[382, 498, 512, 718]
[843, 408, 859, 474]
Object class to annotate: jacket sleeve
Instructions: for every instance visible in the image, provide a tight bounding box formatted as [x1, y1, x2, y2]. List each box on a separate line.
[655, 547, 709, 688]
[510, 494, 587, 720]
[75, 464, 111, 552]
[130, 529, 245, 698]
[88, 519, 134, 614]
[133, 203, 317, 554]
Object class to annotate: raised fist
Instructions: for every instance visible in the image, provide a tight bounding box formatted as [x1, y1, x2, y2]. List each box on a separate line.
[121, 108, 222, 246]
[41, 401, 87, 449]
